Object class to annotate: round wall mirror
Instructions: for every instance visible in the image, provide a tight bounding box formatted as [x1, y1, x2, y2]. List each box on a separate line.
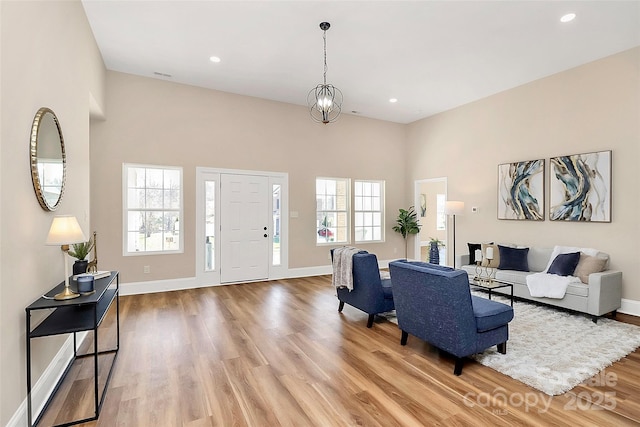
[30, 107, 66, 211]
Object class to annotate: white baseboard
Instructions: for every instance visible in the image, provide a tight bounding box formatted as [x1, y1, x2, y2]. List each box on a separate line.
[120, 259, 403, 296]
[620, 298, 640, 317]
[8, 332, 88, 427]
[120, 261, 403, 296]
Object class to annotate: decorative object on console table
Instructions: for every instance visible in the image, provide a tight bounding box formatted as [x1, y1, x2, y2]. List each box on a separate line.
[444, 201, 464, 267]
[75, 273, 95, 295]
[68, 234, 94, 275]
[86, 231, 99, 273]
[45, 215, 87, 300]
[73, 270, 111, 280]
[550, 150, 611, 222]
[497, 159, 544, 220]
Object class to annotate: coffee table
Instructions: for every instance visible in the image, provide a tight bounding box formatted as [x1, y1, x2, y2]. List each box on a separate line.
[470, 279, 513, 306]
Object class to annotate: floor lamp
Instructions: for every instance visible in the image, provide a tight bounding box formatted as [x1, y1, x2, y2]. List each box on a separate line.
[444, 201, 464, 268]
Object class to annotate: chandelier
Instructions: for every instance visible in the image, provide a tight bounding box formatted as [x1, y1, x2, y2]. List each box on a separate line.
[308, 22, 343, 124]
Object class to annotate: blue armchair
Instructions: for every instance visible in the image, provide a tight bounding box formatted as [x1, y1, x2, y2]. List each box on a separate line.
[389, 260, 514, 375]
[331, 250, 394, 328]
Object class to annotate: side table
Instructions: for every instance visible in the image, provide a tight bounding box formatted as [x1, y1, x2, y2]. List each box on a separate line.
[26, 271, 120, 427]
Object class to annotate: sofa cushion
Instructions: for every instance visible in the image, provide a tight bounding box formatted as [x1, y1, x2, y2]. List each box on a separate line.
[574, 253, 608, 284]
[471, 296, 514, 332]
[498, 245, 529, 271]
[548, 252, 581, 276]
[566, 281, 589, 297]
[495, 270, 533, 285]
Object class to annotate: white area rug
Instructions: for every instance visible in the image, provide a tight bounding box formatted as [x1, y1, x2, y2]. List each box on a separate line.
[384, 293, 640, 395]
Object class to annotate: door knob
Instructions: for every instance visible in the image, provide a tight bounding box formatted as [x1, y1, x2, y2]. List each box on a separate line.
[264, 234, 268, 238]
[264, 226, 267, 230]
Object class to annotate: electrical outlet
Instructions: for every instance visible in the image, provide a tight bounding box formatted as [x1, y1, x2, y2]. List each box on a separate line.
[144, 265, 150, 274]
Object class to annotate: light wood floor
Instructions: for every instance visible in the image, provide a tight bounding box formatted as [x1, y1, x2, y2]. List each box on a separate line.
[38, 275, 640, 426]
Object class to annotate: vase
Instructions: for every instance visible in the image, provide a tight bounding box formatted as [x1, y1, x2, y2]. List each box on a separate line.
[73, 259, 89, 276]
[429, 242, 440, 264]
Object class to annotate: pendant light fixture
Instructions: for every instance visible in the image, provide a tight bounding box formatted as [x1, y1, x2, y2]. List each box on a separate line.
[308, 22, 343, 124]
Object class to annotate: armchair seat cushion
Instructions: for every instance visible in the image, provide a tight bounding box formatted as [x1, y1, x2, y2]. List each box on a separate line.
[472, 296, 515, 332]
[382, 278, 393, 299]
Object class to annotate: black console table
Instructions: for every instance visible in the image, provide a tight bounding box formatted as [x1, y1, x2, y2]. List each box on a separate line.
[25, 271, 120, 427]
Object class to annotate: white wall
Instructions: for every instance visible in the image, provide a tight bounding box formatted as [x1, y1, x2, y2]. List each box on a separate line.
[0, 1, 105, 424]
[406, 47, 640, 301]
[90, 71, 408, 284]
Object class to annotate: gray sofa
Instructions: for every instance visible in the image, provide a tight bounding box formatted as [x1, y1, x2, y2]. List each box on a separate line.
[459, 245, 622, 321]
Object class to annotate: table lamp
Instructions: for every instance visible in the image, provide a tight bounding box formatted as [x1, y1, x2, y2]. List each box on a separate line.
[46, 215, 87, 300]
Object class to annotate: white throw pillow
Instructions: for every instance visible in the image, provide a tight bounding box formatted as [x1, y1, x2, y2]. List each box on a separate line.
[528, 247, 553, 272]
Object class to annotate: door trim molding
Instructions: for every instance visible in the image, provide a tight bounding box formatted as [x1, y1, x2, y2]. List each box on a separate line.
[195, 167, 289, 284]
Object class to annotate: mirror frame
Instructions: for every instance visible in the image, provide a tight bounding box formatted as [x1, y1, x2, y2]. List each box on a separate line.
[30, 107, 67, 211]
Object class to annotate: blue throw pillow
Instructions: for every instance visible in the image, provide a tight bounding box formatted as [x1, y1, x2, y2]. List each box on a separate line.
[497, 245, 529, 271]
[547, 252, 581, 276]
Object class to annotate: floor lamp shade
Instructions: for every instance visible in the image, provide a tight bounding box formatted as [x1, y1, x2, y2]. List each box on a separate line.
[46, 215, 87, 300]
[444, 201, 465, 216]
[444, 201, 464, 268]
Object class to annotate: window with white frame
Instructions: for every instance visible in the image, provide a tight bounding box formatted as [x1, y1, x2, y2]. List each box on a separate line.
[316, 177, 349, 244]
[123, 164, 183, 255]
[354, 180, 384, 242]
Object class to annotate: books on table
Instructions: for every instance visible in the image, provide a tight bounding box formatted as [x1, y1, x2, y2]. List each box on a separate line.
[73, 270, 111, 280]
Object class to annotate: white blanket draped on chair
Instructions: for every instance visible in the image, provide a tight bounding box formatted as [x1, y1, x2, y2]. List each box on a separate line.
[332, 246, 361, 291]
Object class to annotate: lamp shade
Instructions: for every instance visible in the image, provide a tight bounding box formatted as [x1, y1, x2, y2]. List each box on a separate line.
[444, 201, 465, 215]
[46, 215, 87, 245]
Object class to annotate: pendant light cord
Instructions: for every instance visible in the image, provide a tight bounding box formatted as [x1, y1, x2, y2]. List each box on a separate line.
[323, 30, 328, 86]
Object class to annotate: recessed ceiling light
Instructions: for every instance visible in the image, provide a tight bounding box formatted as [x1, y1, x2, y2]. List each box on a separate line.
[389, 98, 398, 103]
[209, 56, 221, 63]
[560, 13, 576, 23]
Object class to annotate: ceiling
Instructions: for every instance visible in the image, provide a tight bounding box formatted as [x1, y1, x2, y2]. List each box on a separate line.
[81, 1, 640, 124]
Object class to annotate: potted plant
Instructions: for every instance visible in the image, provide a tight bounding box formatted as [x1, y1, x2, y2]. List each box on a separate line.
[68, 237, 94, 275]
[392, 206, 421, 259]
[428, 237, 445, 264]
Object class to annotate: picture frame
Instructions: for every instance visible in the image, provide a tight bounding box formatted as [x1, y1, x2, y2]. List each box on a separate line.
[497, 159, 545, 220]
[549, 150, 611, 222]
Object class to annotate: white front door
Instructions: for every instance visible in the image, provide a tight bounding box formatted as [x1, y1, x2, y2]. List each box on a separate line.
[220, 174, 270, 283]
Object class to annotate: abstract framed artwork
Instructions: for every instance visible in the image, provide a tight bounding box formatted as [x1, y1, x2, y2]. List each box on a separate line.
[498, 159, 545, 220]
[549, 150, 611, 222]
[420, 194, 426, 217]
